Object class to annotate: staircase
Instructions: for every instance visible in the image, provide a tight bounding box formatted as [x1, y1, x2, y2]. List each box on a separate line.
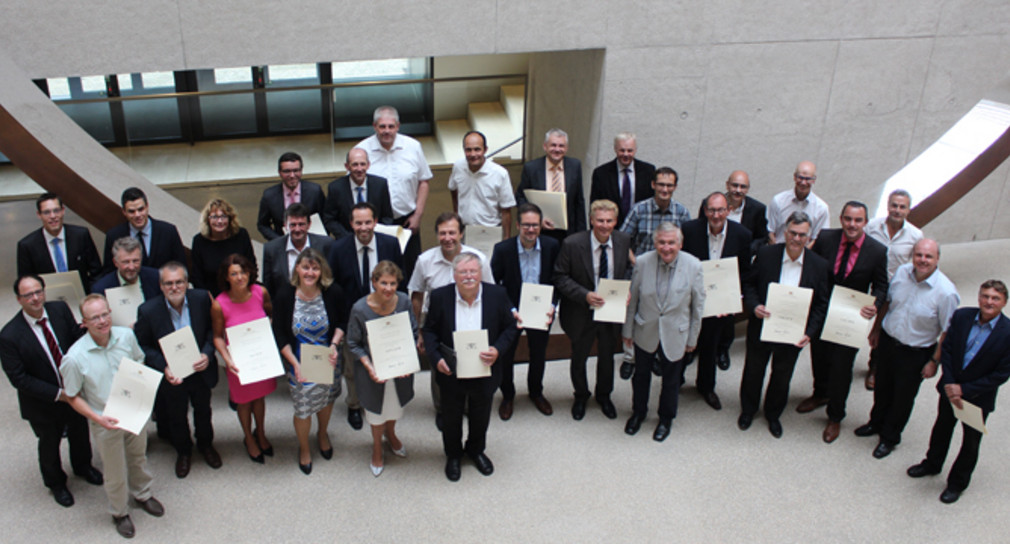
[435, 84, 525, 165]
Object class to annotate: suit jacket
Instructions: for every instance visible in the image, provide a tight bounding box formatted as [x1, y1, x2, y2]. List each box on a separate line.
[553, 229, 632, 335]
[0, 301, 84, 421]
[516, 156, 586, 234]
[322, 174, 395, 239]
[697, 195, 768, 254]
[811, 228, 888, 308]
[328, 232, 405, 304]
[90, 266, 162, 301]
[257, 181, 326, 240]
[103, 217, 187, 273]
[134, 289, 219, 388]
[681, 217, 753, 280]
[938, 309, 1010, 413]
[261, 234, 334, 298]
[622, 250, 705, 361]
[490, 235, 561, 307]
[743, 244, 830, 340]
[17, 224, 103, 290]
[590, 158, 656, 226]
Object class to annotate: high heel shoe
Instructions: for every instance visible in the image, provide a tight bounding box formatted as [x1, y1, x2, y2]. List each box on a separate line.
[389, 443, 407, 458]
[299, 461, 312, 475]
[245, 439, 264, 464]
[320, 447, 333, 460]
[370, 463, 383, 477]
[254, 428, 274, 457]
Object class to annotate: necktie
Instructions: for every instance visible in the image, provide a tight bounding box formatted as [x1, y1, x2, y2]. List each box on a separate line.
[621, 167, 632, 217]
[356, 186, 364, 204]
[136, 231, 148, 261]
[361, 246, 370, 291]
[598, 244, 609, 285]
[51, 238, 67, 273]
[657, 262, 671, 305]
[835, 241, 851, 283]
[550, 166, 563, 193]
[36, 317, 62, 367]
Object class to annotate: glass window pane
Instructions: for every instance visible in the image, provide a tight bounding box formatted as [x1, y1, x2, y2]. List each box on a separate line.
[117, 72, 181, 142]
[46, 78, 71, 100]
[214, 67, 252, 84]
[141, 71, 175, 88]
[267, 63, 317, 83]
[80, 76, 107, 94]
[331, 58, 419, 80]
[197, 68, 256, 137]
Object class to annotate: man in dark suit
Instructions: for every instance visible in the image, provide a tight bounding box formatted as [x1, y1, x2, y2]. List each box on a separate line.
[797, 201, 888, 443]
[590, 132, 656, 227]
[257, 151, 326, 241]
[134, 263, 222, 479]
[322, 148, 394, 239]
[554, 199, 632, 421]
[490, 203, 560, 420]
[906, 280, 1010, 504]
[262, 203, 334, 298]
[515, 128, 586, 243]
[328, 202, 404, 430]
[91, 237, 161, 301]
[423, 253, 517, 481]
[681, 192, 752, 411]
[739, 211, 830, 438]
[17, 193, 102, 291]
[1, 275, 102, 507]
[102, 187, 186, 273]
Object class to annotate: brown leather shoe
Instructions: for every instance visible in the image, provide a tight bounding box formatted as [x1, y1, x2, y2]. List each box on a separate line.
[135, 497, 165, 517]
[114, 515, 135, 538]
[200, 446, 223, 469]
[531, 395, 553, 416]
[823, 421, 841, 443]
[175, 454, 191, 478]
[796, 396, 828, 413]
[865, 370, 876, 391]
[498, 399, 514, 421]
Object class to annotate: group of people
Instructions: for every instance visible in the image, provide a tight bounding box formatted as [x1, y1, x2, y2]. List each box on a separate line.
[3, 106, 1009, 538]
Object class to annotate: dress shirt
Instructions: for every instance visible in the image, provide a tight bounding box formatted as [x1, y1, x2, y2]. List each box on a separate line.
[129, 220, 153, 256]
[60, 326, 144, 414]
[708, 221, 727, 260]
[779, 249, 804, 287]
[407, 245, 492, 313]
[454, 285, 483, 332]
[356, 133, 433, 218]
[767, 189, 830, 242]
[285, 237, 312, 276]
[42, 227, 67, 272]
[165, 297, 191, 331]
[23, 309, 63, 394]
[833, 233, 865, 277]
[283, 184, 301, 209]
[619, 162, 636, 203]
[728, 200, 745, 224]
[355, 236, 379, 292]
[349, 178, 367, 203]
[865, 217, 924, 280]
[964, 312, 996, 368]
[622, 198, 691, 255]
[590, 234, 614, 285]
[448, 158, 516, 227]
[517, 237, 542, 285]
[882, 263, 960, 348]
[656, 257, 675, 305]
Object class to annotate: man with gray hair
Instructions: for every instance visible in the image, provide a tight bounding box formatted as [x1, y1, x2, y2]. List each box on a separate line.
[516, 128, 586, 243]
[590, 132, 656, 227]
[90, 237, 160, 302]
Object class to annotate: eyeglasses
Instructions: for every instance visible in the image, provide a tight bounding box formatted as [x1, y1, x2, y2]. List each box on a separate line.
[18, 289, 44, 299]
[280, 169, 302, 175]
[455, 269, 481, 277]
[707, 207, 728, 214]
[84, 311, 111, 323]
[794, 175, 816, 182]
[519, 223, 540, 230]
[208, 214, 229, 221]
[161, 280, 187, 288]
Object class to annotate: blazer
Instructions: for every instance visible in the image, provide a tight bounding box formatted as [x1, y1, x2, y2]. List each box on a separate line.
[90, 266, 162, 301]
[622, 250, 705, 361]
[103, 217, 187, 273]
[489, 235, 561, 307]
[0, 301, 84, 421]
[811, 229, 888, 307]
[134, 289, 219, 388]
[17, 224, 103, 291]
[937, 308, 1010, 413]
[697, 195, 768, 253]
[271, 283, 348, 354]
[590, 158, 656, 226]
[257, 181, 326, 240]
[322, 174, 395, 239]
[327, 232, 405, 304]
[681, 217, 753, 279]
[743, 244, 830, 340]
[261, 233, 334, 298]
[516, 156, 587, 234]
[553, 229, 632, 335]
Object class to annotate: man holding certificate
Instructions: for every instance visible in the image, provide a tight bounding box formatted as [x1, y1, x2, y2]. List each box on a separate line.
[61, 295, 164, 539]
[798, 201, 888, 443]
[422, 253, 517, 481]
[739, 211, 829, 438]
[17, 192, 102, 291]
[90, 237, 160, 302]
[906, 280, 1010, 504]
[515, 128, 586, 243]
[134, 263, 222, 479]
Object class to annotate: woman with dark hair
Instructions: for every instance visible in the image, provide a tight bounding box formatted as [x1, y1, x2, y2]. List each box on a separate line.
[211, 254, 275, 464]
[272, 248, 346, 475]
[191, 198, 256, 296]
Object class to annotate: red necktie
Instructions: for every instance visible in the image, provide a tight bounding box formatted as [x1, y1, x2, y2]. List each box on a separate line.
[36, 317, 62, 367]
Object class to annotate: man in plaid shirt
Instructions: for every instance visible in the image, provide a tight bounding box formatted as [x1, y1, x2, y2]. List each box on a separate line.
[621, 167, 691, 257]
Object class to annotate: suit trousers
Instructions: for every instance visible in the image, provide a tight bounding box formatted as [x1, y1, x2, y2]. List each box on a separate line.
[924, 394, 987, 492]
[27, 404, 93, 489]
[569, 322, 619, 401]
[437, 374, 493, 458]
[342, 343, 360, 410]
[160, 376, 214, 456]
[868, 332, 933, 446]
[500, 328, 549, 400]
[810, 339, 861, 422]
[90, 422, 154, 517]
[632, 345, 683, 421]
[695, 315, 733, 393]
[740, 321, 802, 421]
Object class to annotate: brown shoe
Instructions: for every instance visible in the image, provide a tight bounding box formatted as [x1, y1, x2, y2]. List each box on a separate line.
[200, 446, 223, 469]
[865, 370, 876, 391]
[174, 454, 191, 479]
[114, 515, 135, 538]
[796, 396, 828, 414]
[135, 497, 165, 517]
[823, 421, 841, 443]
[498, 399, 514, 421]
[531, 395, 553, 416]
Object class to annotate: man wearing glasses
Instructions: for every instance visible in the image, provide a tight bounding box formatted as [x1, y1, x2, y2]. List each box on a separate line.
[257, 152, 325, 241]
[766, 161, 830, 247]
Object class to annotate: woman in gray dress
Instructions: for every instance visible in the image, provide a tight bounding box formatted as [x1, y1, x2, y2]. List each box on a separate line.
[346, 261, 417, 477]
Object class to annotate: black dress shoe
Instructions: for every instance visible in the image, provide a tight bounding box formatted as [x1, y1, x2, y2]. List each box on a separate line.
[135, 497, 165, 517]
[768, 419, 783, 438]
[653, 420, 671, 442]
[737, 413, 753, 430]
[445, 458, 461, 482]
[470, 452, 494, 476]
[625, 413, 643, 435]
[531, 395, 553, 416]
[498, 399, 514, 421]
[52, 486, 74, 507]
[702, 391, 722, 411]
[200, 446, 223, 469]
[175, 454, 191, 479]
[652, 360, 663, 376]
[114, 515, 135, 538]
[347, 408, 363, 430]
[939, 487, 962, 504]
[907, 462, 941, 478]
[716, 351, 731, 371]
[872, 442, 894, 459]
[435, 413, 444, 431]
[853, 423, 879, 437]
[598, 398, 618, 419]
[299, 462, 312, 475]
[571, 399, 587, 420]
[619, 361, 634, 380]
[76, 466, 104, 486]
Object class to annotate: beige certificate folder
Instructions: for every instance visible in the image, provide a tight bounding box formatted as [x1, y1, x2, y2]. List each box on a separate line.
[593, 279, 630, 324]
[41, 271, 86, 323]
[464, 225, 502, 261]
[518, 283, 554, 331]
[374, 224, 412, 253]
[106, 282, 144, 327]
[299, 344, 334, 385]
[226, 317, 285, 385]
[158, 325, 200, 380]
[365, 311, 420, 381]
[701, 257, 742, 318]
[102, 358, 162, 436]
[953, 399, 988, 435]
[524, 190, 568, 230]
[760, 283, 812, 345]
[821, 286, 875, 349]
[453, 329, 491, 379]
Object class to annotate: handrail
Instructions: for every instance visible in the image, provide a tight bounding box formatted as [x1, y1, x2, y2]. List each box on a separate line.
[487, 135, 524, 159]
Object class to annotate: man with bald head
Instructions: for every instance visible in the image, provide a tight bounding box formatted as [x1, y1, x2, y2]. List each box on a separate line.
[766, 161, 830, 247]
[590, 132, 656, 227]
[322, 148, 394, 239]
[724, 170, 768, 253]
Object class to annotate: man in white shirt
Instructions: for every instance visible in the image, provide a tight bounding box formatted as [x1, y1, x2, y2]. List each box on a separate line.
[766, 161, 830, 246]
[449, 130, 516, 237]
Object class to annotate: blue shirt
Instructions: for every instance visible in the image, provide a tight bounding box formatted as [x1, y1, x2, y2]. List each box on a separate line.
[963, 312, 996, 368]
[517, 237, 542, 285]
[165, 296, 191, 331]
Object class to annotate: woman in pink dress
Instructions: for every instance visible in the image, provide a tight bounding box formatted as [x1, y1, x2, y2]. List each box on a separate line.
[211, 254, 277, 463]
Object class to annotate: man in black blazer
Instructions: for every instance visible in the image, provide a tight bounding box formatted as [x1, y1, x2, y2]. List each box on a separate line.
[257, 152, 325, 241]
[515, 128, 587, 242]
[590, 132, 656, 227]
[102, 187, 186, 273]
[423, 253, 517, 481]
[0, 275, 101, 507]
[681, 192, 752, 411]
[490, 203, 561, 420]
[554, 200, 632, 421]
[739, 211, 830, 438]
[322, 148, 395, 239]
[262, 204, 334, 298]
[91, 236, 162, 301]
[17, 193, 102, 291]
[798, 201, 888, 443]
[135, 263, 222, 479]
[906, 280, 1010, 504]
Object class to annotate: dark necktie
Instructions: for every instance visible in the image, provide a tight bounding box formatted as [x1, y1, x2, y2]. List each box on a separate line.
[36, 317, 62, 367]
[361, 246, 370, 291]
[598, 244, 609, 285]
[621, 168, 632, 217]
[835, 241, 851, 283]
[356, 186, 364, 204]
[136, 231, 148, 261]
